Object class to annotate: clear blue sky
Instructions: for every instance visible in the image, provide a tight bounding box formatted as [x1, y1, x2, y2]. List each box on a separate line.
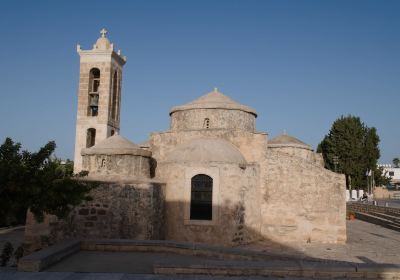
[0, 0, 399, 163]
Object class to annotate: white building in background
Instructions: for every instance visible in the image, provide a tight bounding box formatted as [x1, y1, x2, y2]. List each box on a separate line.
[379, 164, 400, 188]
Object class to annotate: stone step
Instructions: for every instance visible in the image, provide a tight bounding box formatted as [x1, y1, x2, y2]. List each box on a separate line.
[154, 261, 400, 279]
[368, 211, 400, 223]
[348, 203, 400, 218]
[354, 212, 400, 232]
[18, 240, 81, 272]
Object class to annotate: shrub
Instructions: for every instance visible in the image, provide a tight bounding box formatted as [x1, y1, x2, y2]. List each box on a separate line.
[0, 242, 14, 266]
[14, 245, 24, 263]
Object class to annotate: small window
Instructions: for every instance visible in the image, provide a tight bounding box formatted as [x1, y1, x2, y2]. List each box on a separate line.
[204, 118, 210, 129]
[190, 174, 213, 220]
[389, 171, 395, 176]
[86, 128, 96, 148]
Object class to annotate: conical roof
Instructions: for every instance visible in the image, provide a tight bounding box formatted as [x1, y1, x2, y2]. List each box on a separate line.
[82, 135, 152, 156]
[269, 134, 312, 150]
[170, 88, 257, 117]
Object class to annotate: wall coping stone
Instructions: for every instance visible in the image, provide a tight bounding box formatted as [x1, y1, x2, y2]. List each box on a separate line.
[18, 239, 80, 272]
[79, 177, 166, 185]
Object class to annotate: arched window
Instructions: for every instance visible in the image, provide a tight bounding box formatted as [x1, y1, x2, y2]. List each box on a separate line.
[190, 174, 213, 220]
[111, 71, 118, 120]
[88, 68, 100, 116]
[86, 128, 96, 148]
[204, 118, 210, 129]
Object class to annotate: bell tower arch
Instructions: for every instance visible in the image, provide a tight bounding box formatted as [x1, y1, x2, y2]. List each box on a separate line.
[73, 29, 126, 172]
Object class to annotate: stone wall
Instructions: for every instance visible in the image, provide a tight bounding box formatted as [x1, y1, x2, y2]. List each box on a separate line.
[24, 181, 165, 252]
[150, 129, 267, 165]
[170, 109, 256, 132]
[261, 150, 346, 244]
[347, 202, 400, 216]
[268, 146, 324, 167]
[82, 154, 152, 178]
[157, 161, 261, 246]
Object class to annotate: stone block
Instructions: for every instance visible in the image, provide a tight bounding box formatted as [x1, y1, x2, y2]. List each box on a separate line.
[78, 208, 89, 215]
[18, 240, 80, 272]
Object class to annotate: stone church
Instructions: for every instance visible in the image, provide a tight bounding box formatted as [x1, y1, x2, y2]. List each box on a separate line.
[25, 30, 346, 249]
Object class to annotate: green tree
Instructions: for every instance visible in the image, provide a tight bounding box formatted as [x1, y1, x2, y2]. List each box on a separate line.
[317, 115, 385, 190]
[0, 138, 94, 226]
[393, 158, 400, 168]
[374, 165, 391, 187]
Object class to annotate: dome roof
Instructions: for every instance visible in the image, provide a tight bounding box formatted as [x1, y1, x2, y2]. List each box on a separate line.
[94, 28, 112, 51]
[170, 88, 257, 117]
[95, 37, 111, 50]
[82, 135, 152, 157]
[166, 138, 246, 164]
[268, 134, 312, 150]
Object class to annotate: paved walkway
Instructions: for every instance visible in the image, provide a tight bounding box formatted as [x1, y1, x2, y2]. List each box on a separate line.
[0, 272, 308, 280]
[45, 251, 223, 274]
[242, 220, 400, 264]
[1, 220, 399, 279]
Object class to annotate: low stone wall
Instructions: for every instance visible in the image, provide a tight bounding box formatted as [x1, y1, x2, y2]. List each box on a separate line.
[347, 202, 400, 216]
[24, 181, 165, 253]
[18, 240, 80, 272]
[154, 262, 400, 279]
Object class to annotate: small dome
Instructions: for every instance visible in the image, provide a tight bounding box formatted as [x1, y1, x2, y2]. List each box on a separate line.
[94, 28, 112, 50]
[170, 88, 257, 117]
[166, 138, 246, 164]
[269, 134, 312, 150]
[95, 37, 111, 50]
[82, 135, 152, 157]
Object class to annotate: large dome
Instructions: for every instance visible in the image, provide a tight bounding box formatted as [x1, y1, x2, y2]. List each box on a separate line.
[166, 138, 246, 164]
[170, 88, 257, 117]
[82, 135, 152, 156]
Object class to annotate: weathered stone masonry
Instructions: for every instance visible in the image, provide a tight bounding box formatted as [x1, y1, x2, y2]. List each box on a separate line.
[25, 30, 346, 251]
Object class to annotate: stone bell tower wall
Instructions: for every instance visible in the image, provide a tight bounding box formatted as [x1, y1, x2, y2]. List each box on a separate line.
[73, 30, 126, 173]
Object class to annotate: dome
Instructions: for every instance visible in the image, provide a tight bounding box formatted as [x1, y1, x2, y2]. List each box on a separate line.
[170, 88, 257, 117]
[82, 135, 152, 157]
[268, 134, 312, 150]
[166, 138, 246, 164]
[94, 28, 112, 50]
[95, 37, 111, 50]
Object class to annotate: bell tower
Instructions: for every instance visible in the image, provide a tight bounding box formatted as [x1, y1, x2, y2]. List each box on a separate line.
[73, 29, 127, 172]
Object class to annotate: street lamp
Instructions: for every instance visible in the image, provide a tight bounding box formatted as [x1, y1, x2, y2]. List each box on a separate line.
[333, 155, 339, 173]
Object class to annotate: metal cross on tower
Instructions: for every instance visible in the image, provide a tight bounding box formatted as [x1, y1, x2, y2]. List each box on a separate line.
[100, 28, 108, 38]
